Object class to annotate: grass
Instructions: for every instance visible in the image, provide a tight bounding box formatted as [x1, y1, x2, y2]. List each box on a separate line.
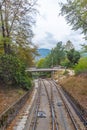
[0, 85, 26, 114]
[59, 76, 87, 110]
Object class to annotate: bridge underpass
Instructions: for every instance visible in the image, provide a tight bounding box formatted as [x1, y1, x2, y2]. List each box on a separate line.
[26, 68, 59, 78]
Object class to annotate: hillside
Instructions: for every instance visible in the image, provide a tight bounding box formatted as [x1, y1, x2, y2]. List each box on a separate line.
[81, 52, 87, 57]
[54, 70, 87, 110]
[59, 76, 87, 110]
[36, 48, 50, 60]
[0, 86, 26, 114]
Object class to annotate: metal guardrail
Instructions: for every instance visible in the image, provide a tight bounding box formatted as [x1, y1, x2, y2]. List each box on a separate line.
[0, 90, 31, 129]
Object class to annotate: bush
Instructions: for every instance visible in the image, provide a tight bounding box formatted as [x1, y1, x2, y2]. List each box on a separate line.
[61, 59, 74, 68]
[61, 59, 69, 68]
[67, 49, 80, 65]
[18, 75, 32, 90]
[0, 54, 32, 89]
[74, 57, 87, 74]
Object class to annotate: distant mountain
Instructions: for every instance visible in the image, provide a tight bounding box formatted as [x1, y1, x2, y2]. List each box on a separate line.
[81, 52, 87, 57]
[36, 48, 51, 60]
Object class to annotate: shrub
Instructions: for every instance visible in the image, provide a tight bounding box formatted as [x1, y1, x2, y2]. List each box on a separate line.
[0, 54, 32, 89]
[74, 57, 87, 74]
[67, 49, 80, 65]
[18, 75, 32, 90]
[61, 59, 74, 68]
[61, 59, 70, 68]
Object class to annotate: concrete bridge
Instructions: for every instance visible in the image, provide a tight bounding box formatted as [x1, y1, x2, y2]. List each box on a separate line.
[26, 67, 61, 72]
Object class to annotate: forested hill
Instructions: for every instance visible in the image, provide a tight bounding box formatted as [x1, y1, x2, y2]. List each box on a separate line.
[81, 52, 87, 57]
[36, 48, 50, 60]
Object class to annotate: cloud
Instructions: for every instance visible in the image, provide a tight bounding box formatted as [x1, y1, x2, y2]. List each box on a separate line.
[34, 32, 58, 49]
[61, 30, 85, 49]
[32, 0, 86, 50]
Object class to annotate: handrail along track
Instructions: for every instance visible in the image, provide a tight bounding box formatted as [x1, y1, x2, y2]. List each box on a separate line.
[0, 89, 32, 129]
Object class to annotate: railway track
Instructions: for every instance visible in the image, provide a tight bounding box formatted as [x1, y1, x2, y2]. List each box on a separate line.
[44, 79, 78, 130]
[61, 86, 87, 126]
[21, 79, 87, 130]
[42, 79, 59, 130]
[49, 80, 79, 130]
[50, 79, 86, 130]
[52, 80, 87, 128]
[32, 80, 41, 130]
[2, 78, 86, 130]
[27, 79, 41, 130]
[28, 78, 58, 130]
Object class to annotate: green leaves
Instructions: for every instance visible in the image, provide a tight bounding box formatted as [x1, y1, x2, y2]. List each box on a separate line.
[81, 44, 87, 52]
[0, 0, 38, 64]
[52, 42, 65, 65]
[67, 49, 80, 66]
[0, 54, 31, 89]
[60, 0, 87, 38]
[36, 58, 45, 68]
[39, 41, 65, 68]
[74, 57, 87, 74]
[0, 0, 38, 89]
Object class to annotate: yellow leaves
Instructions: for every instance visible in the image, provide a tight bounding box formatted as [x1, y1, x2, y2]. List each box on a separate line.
[16, 45, 38, 67]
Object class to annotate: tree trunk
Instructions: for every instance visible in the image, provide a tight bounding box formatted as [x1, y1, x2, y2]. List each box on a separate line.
[0, 5, 10, 54]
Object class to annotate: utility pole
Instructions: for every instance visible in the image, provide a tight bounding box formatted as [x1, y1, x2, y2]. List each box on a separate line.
[52, 56, 53, 68]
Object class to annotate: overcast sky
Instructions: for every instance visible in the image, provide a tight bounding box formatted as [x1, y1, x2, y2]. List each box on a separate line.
[32, 0, 86, 50]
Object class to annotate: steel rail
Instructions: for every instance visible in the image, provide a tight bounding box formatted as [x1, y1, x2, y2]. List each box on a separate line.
[51, 80, 83, 130]
[42, 79, 59, 130]
[32, 79, 41, 130]
[50, 81, 59, 130]
[53, 80, 87, 127]
[61, 87, 87, 126]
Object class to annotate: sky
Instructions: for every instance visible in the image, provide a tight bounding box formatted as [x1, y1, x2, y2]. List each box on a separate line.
[32, 0, 86, 50]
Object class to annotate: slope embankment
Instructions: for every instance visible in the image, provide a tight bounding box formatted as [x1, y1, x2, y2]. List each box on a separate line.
[54, 69, 87, 110]
[59, 76, 87, 110]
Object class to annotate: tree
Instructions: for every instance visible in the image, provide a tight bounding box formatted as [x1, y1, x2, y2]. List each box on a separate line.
[36, 58, 45, 68]
[0, 0, 37, 54]
[64, 40, 74, 51]
[42, 41, 66, 68]
[60, 0, 87, 39]
[41, 54, 52, 68]
[74, 57, 87, 74]
[81, 44, 87, 52]
[67, 49, 80, 66]
[53, 41, 65, 65]
[16, 45, 38, 67]
[0, 54, 32, 89]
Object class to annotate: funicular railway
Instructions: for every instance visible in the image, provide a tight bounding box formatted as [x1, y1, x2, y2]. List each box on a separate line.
[0, 68, 87, 130]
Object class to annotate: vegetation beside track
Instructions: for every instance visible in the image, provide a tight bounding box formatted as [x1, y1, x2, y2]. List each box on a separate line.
[0, 86, 27, 114]
[58, 76, 87, 110]
[0, 0, 37, 116]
